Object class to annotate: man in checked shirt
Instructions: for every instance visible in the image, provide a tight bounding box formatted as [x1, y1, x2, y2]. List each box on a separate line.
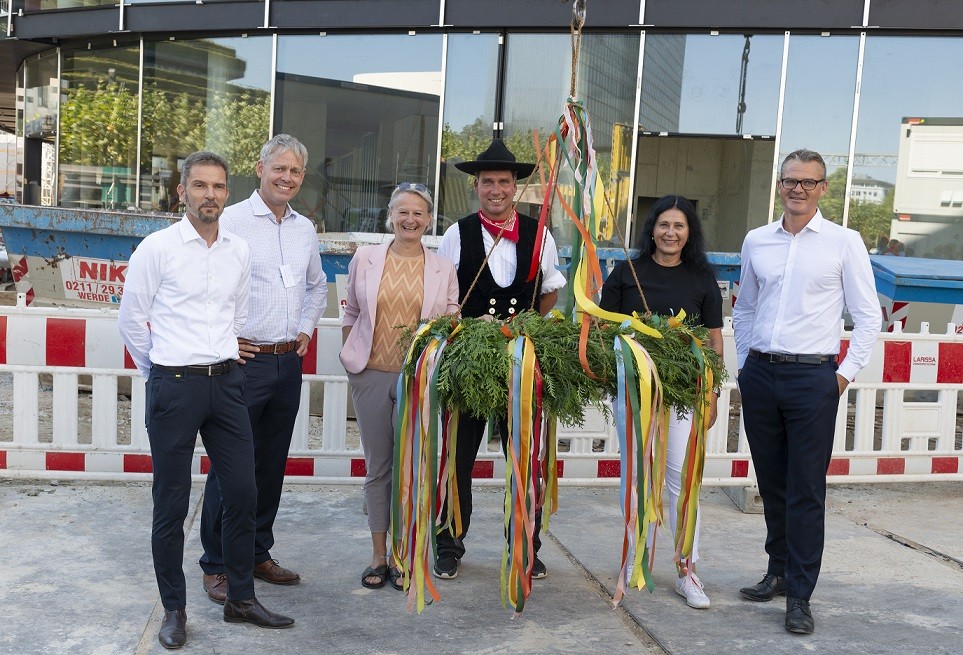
[199, 134, 327, 602]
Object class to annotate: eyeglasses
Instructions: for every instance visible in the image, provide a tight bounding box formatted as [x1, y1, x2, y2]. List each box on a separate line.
[395, 182, 429, 193]
[778, 178, 825, 191]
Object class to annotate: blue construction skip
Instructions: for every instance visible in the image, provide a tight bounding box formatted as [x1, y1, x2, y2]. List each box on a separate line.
[0, 205, 362, 307]
[871, 255, 963, 304]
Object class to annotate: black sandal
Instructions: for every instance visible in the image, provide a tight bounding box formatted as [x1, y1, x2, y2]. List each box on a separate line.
[388, 567, 404, 591]
[361, 564, 389, 589]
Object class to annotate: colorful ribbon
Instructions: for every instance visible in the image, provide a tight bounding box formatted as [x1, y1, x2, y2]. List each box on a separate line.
[468, 318, 557, 615]
[392, 321, 462, 613]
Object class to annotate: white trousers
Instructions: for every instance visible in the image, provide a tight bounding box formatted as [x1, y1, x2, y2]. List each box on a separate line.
[647, 410, 701, 565]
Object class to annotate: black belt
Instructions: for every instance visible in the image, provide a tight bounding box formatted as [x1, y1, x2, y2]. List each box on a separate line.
[748, 349, 836, 365]
[152, 359, 237, 377]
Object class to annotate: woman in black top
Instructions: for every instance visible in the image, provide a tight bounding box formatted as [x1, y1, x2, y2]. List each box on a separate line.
[599, 194, 723, 610]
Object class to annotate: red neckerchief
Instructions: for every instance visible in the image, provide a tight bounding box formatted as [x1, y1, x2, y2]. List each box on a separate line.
[478, 209, 519, 243]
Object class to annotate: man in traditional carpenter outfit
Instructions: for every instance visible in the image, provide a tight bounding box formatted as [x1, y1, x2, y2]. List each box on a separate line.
[434, 138, 567, 580]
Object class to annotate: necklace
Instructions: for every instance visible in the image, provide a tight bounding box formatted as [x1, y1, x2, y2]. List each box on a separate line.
[651, 254, 682, 267]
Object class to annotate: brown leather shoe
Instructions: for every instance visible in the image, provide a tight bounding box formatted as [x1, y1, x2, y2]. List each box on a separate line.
[254, 559, 301, 585]
[203, 573, 228, 604]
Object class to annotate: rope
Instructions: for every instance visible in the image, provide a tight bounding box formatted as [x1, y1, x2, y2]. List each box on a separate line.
[569, 0, 586, 98]
[461, 0, 584, 316]
[602, 189, 652, 318]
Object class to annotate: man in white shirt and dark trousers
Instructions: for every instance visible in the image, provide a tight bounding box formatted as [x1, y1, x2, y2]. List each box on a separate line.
[434, 139, 567, 580]
[732, 149, 880, 635]
[199, 135, 327, 600]
[119, 151, 294, 650]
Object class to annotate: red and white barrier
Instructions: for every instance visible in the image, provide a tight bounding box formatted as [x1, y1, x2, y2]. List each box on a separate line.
[0, 303, 960, 484]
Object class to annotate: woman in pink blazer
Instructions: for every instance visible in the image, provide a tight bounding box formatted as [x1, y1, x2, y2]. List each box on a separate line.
[340, 183, 459, 590]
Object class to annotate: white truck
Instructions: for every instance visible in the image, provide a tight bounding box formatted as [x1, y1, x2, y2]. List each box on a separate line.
[890, 117, 963, 258]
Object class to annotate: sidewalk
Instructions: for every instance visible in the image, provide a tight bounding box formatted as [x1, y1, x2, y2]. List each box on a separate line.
[1, 479, 960, 654]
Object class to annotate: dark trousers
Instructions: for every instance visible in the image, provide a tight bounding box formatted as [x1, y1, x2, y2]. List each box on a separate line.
[738, 356, 841, 601]
[436, 413, 543, 560]
[146, 366, 256, 610]
[199, 351, 302, 573]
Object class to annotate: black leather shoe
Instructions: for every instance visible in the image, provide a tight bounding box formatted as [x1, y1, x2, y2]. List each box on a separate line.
[224, 597, 294, 629]
[739, 573, 786, 601]
[785, 596, 815, 634]
[158, 609, 187, 649]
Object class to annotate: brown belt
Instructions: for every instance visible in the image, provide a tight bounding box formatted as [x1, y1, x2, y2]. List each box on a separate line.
[255, 341, 298, 355]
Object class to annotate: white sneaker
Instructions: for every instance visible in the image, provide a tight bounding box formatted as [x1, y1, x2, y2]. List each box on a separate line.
[675, 572, 711, 609]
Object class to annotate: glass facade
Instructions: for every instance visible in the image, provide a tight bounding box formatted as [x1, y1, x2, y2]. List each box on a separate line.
[24, 0, 113, 10]
[275, 34, 442, 232]
[503, 33, 640, 251]
[140, 36, 271, 212]
[439, 32, 500, 232]
[58, 46, 140, 209]
[775, 35, 859, 226]
[22, 53, 58, 205]
[13, 27, 963, 263]
[637, 33, 783, 252]
[856, 36, 963, 260]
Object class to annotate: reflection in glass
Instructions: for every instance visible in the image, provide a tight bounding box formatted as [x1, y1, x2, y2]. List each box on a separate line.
[502, 33, 640, 254]
[140, 37, 272, 213]
[637, 34, 783, 253]
[58, 46, 140, 210]
[14, 65, 23, 199]
[23, 0, 113, 10]
[775, 35, 859, 226]
[23, 53, 59, 205]
[640, 34, 782, 136]
[438, 33, 499, 234]
[275, 34, 443, 233]
[856, 36, 963, 260]
[24, 55, 59, 138]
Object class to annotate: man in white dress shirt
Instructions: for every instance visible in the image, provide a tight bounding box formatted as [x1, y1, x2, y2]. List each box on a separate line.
[433, 138, 566, 580]
[732, 149, 881, 635]
[199, 135, 327, 600]
[119, 151, 294, 649]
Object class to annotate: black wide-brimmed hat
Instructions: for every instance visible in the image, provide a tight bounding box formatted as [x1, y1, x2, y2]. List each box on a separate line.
[454, 138, 536, 180]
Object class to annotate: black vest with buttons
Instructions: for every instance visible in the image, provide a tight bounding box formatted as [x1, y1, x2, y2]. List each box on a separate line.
[456, 213, 543, 319]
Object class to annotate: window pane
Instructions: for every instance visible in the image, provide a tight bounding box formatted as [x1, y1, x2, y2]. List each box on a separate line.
[58, 46, 140, 210]
[275, 34, 443, 233]
[124, 0, 257, 3]
[856, 36, 963, 260]
[140, 37, 272, 213]
[641, 34, 782, 137]
[24, 0, 113, 10]
[776, 35, 859, 225]
[15, 65, 24, 200]
[502, 33, 640, 251]
[23, 53, 59, 205]
[636, 34, 783, 253]
[439, 32, 499, 234]
[24, 54, 59, 138]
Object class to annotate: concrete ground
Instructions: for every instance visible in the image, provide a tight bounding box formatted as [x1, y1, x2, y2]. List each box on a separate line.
[1, 479, 960, 655]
